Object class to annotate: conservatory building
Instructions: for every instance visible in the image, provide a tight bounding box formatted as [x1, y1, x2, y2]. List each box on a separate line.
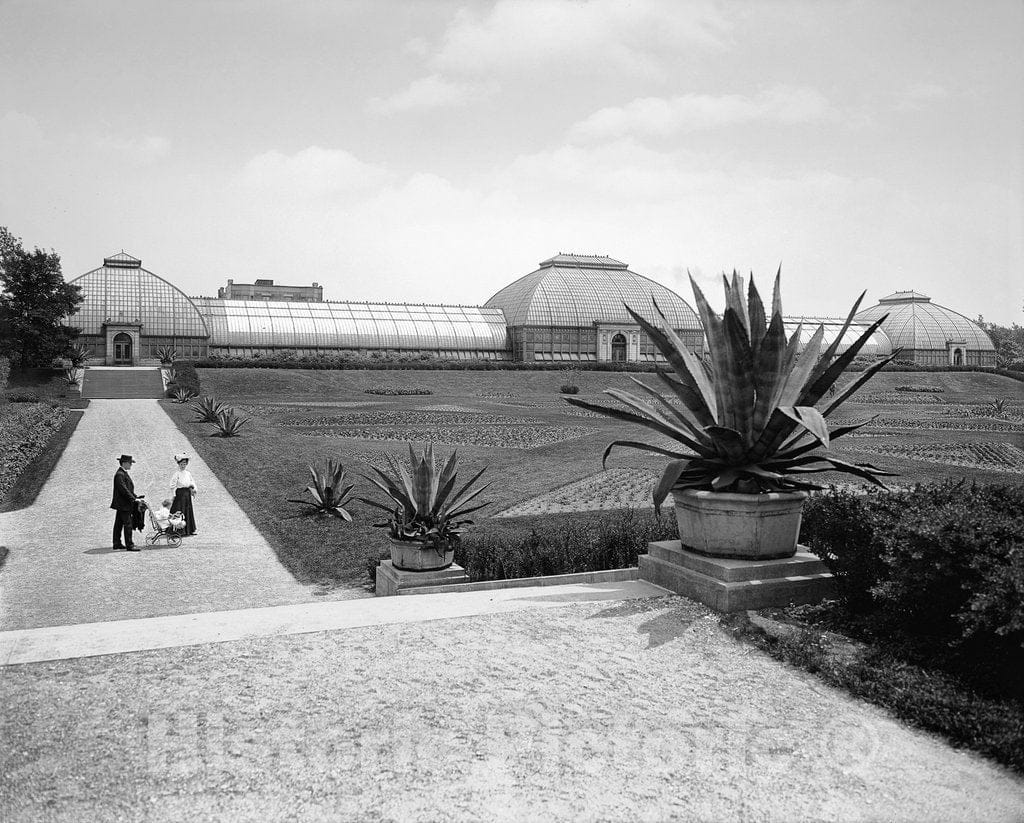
[64, 253, 509, 364]
[854, 291, 996, 366]
[484, 254, 705, 362]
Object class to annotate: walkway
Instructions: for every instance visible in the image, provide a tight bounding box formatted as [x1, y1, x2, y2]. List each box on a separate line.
[3, 595, 1023, 821]
[0, 400, 364, 631]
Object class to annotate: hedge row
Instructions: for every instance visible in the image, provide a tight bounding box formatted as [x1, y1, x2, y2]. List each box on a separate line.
[0, 402, 69, 504]
[802, 483, 1024, 693]
[165, 362, 202, 398]
[191, 355, 1024, 379]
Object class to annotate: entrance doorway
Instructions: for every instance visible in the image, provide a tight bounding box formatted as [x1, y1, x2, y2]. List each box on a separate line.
[611, 333, 627, 362]
[953, 348, 963, 366]
[113, 332, 133, 365]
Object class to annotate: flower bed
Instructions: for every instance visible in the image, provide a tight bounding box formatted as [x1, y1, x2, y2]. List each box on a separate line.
[0, 402, 69, 504]
[280, 410, 544, 427]
[292, 423, 592, 449]
[844, 441, 1024, 472]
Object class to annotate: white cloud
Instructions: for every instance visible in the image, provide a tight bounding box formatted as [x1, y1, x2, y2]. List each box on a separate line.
[92, 134, 171, 165]
[432, 0, 729, 80]
[897, 82, 949, 110]
[238, 146, 392, 198]
[368, 75, 492, 114]
[568, 86, 837, 142]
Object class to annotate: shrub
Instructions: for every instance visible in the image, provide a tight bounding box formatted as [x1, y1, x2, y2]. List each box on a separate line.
[168, 362, 201, 397]
[363, 387, 433, 396]
[0, 356, 8, 395]
[559, 384, 579, 394]
[455, 508, 676, 581]
[802, 483, 1024, 688]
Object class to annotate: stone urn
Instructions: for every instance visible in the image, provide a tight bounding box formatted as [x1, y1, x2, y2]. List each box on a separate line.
[671, 489, 808, 560]
[389, 539, 455, 572]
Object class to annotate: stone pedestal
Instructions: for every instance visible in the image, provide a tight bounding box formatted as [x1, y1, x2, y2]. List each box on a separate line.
[375, 560, 469, 597]
[638, 540, 834, 613]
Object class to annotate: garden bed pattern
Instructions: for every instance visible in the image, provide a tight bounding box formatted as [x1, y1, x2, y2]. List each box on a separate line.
[844, 441, 1024, 472]
[832, 416, 1024, 433]
[496, 468, 657, 517]
[292, 424, 592, 449]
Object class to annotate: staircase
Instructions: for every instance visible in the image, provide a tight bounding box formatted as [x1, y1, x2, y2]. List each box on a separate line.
[81, 368, 165, 399]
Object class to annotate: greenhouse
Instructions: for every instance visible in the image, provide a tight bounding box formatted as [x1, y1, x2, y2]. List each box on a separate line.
[64, 254, 509, 364]
[782, 317, 892, 358]
[190, 298, 508, 359]
[485, 254, 704, 362]
[854, 291, 996, 366]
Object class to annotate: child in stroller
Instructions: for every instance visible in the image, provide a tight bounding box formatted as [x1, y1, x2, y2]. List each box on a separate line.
[145, 498, 186, 547]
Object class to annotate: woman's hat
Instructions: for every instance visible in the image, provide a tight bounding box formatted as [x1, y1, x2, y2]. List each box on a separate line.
[118, 454, 135, 464]
[174, 453, 189, 463]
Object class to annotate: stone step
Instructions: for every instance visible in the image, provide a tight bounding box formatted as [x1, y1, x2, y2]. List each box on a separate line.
[647, 540, 829, 582]
[638, 553, 835, 613]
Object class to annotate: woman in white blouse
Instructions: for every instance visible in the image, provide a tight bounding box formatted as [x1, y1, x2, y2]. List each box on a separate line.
[169, 453, 198, 536]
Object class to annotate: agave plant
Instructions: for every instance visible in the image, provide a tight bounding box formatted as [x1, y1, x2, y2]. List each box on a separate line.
[62, 367, 80, 387]
[566, 270, 900, 510]
[172, 386, 195, 403]
[211, 408, 247, 437]
[66, 344, 91, 368]
[156, 345, 177, 366]
[359, 444, 491, 550]
[191, 394, 227, 423]
[288, 458, 355, 521]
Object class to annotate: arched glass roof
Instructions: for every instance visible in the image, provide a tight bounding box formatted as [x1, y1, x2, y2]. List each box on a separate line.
[190, 298, 509, 351]
[65, 253, 209, 338]
[854, 292, 994, 351]
[783, 317, 892, 357]
[485, 254, 702, 331]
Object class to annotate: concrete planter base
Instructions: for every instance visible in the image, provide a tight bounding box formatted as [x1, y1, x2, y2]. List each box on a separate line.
[375, 560, 468, 596]
[672, 489, 808, 560]
[639, 540, 834, 613]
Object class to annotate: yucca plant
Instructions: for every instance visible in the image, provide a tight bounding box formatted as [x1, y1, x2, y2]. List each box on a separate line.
[66, 344, 91, 367]
[191, 395, 227, 423]
[62, 367, 80, 387]
[172, 386, 195, 403]
[359, 444, 491, 551]
[288, 458, 355, 521]
[566, 270, 899, 510]
[156, 345, 177, 366]
[211, 408, 247, 437]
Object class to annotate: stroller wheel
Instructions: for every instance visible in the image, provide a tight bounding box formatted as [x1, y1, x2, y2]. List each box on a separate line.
[146, 534, 157, 545]
[169, 534, 183, 548]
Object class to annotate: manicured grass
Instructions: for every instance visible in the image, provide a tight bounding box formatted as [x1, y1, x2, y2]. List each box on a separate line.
[725, 605, 1024, 774]
[160, 368, 1023, 590]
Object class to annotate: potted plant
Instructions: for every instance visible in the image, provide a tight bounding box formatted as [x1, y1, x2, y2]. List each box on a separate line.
[565, 270, 898, 560]
[360, 444, 491, 571]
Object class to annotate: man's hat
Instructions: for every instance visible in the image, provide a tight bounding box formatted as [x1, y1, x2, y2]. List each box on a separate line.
[118, 454, 135, 464]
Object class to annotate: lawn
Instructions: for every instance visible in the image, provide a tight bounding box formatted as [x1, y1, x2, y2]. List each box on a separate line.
[160, 367, 1024, 591]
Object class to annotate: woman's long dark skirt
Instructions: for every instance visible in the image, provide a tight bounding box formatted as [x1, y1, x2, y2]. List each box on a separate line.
[171, 487, 197, 535]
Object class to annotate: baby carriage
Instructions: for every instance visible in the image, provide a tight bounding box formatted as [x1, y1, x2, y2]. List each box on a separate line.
[143, 501, 185, 548]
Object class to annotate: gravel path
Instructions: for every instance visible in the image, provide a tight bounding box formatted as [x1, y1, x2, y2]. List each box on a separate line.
[2, 597, 1022, 822]
[0, 400, 366, 631]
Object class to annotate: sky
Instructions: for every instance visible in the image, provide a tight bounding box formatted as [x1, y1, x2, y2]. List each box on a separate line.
[1, 0, 1021, 324]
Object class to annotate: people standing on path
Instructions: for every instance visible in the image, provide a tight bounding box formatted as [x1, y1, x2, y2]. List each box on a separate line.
[111, 454, 140, 551]
[169, 453, 198, 536]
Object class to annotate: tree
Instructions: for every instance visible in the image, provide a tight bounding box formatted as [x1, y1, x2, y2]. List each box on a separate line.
[0, 227, 83, 370]
[977, 314, 1024, 370]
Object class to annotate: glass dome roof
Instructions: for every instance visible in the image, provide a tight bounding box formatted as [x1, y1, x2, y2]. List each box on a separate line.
[66, 254, 209, 338]
[854, 291, 994, 352]
[191, 298, 508, 351]
[485, 254, 702, 331]
[783, 317, 892, 357]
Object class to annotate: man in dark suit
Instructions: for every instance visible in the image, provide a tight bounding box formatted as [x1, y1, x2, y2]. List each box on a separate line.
[111, 454, 140, 551]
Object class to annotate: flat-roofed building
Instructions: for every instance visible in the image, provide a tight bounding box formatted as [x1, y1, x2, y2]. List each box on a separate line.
[217, 278, 323, 302]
